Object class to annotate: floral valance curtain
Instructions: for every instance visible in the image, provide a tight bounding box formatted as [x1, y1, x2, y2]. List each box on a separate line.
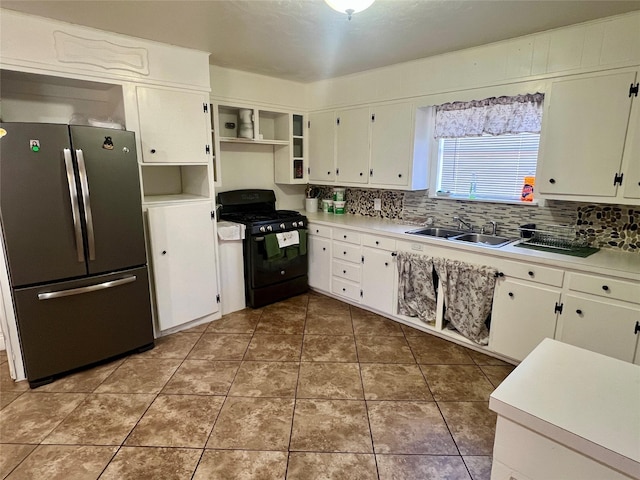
[434, 93, 544, 138]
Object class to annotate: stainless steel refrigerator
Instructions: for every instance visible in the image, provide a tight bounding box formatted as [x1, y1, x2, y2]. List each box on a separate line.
[0, 123, 154, 388]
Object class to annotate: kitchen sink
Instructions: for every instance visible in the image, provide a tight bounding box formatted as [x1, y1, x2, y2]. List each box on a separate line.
[452, 233, 515, 247]
[406, 227, 462, 238]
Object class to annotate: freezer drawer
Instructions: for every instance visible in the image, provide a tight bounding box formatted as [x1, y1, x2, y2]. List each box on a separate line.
[12, 266, 154, 387]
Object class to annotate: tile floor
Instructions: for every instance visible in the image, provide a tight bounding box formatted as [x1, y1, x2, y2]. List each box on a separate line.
[0, 292, 514, 479]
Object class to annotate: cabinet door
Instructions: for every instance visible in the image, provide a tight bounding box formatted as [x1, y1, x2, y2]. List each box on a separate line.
[538, 71, 636, 197]
[621, 89, 640, 200]
[336, 107, 369, 184]
[489, 278, 560, 361]
[308, 236, 331, 292]
[147, 202, 219, 331]
[136, 86, 210, 163]
[361, 247, 396, 315]
[308, 111, 336, 182]
[557, 294, 639, 363]
[370, 103, 412, 186]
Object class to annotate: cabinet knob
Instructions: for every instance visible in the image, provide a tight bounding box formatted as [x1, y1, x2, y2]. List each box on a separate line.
[327, 171, 331, 175]
[384, 262, 389, 266]
[398, 174, 402, 178]
[508, 292, 514, 298]
[150, 149, 156, 154]
[342, 287, 346, 292]
[375, 241, 379, 245]
[343, 270, 347, 274]
[161, 250, 167, 255]
[494, 272, 505, 277]
[576, 309, 583, 315]
[359, 172, 363, 176]
[343, 251, 347, 255]
[316, 229, 319, 233]
[549, 178, 556, 184]
[528, 271, 534, 277]
[602, 285, 609, 291]
[322, 247, 326, 251]
[344, 235, 347, 239]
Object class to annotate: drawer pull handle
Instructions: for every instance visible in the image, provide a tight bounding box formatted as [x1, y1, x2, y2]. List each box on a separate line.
[343, 251, 347, 255]
[528, 271, 534, 277]
[602, 285, 609, 291]
[576, 309, 583, 315]
[508, 292, 514, 298]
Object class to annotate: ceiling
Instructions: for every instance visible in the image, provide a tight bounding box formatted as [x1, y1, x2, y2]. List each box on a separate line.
[3, 1, 640, 83]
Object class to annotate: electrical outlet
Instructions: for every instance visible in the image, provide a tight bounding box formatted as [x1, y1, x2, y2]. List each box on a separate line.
[374, 198, 382, 210]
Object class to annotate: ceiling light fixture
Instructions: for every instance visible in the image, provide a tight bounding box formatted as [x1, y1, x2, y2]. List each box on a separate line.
[324, 0, 375, 20]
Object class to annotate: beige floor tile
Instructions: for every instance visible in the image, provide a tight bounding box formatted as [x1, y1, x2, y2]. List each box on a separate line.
[0, 391, 24, 411]
[0, 351, 6, 364]
[180, 321, 211, 333]
[0, 365, 29, 394]
[360, 364, 433, 401]
[301, 335, 357, 362]
[304, 312, 353, 335]
[256, 304, 306, 334]
[193, 450, 287, 480]
[188, 334, 252, 360]
[308, 295, 349, 314]
[99, 446, 201, 480]
[162, 360, 240, 395]
[406, 335, 474, 364]
[290, 399, 372, 453]
[0, 444, 36, 478]
[244, 334, 303, 361]
[467, 349, 512, 366]
[287, 452, 377, 480]
[5, 445, 116, 480]
[439, 402, 497, 455]
[95, 358, 181, 394]
[463, 455, 493, 480]
[377, 454, 471, 480]
[352, 308, 404, 336]
[207, 397, 294, 450]
[206, 309, 262, 333]
[43, 393, 154, 445]
[480, 365, 515, 388]
[355, 336, 415, 363]
[367, 401, 457, 455]
[400, 324, 431, 336]
[421, 365, 495, 401]
[297, 363, 363, 399]
[0, 392, 86, 443]
[126, 394, 224, 448]
[278, 294, 309, 309]
[137, 332, 201, 359]
[35, 358, 124, 393]
[229, 361, 299, 397]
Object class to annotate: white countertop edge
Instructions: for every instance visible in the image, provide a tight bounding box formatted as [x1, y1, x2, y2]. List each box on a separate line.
[489, 397, 640, 479]
[304, 212, 640, 280]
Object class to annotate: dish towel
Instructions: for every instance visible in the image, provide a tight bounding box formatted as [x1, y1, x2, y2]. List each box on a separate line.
[276, 230, 299, 248]
[217, 221, 246, 241]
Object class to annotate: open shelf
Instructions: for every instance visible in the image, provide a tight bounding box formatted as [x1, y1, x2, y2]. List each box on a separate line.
[220, 137, 289, 146]
[140, 164, 210, 205]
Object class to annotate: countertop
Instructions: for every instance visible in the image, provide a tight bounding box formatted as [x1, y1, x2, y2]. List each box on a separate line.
[304, 212, 640, 280]
[489, 338, 640, 478]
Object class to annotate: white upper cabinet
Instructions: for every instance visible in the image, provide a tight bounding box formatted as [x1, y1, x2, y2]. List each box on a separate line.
[136, 86, 211, 164]
[537, 69, 639, 205]
[309, 102, 429, 190]
[336, 107, 370, 184]
[308, 111, 337, 182]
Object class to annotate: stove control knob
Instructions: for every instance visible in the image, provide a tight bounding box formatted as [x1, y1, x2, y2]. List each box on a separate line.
[280, 223, 286, 230]
[298, 220, 304, 227]
[292, 221, 298, 228]
[259, 226, 266, 233]
[267, 225, 273, 232]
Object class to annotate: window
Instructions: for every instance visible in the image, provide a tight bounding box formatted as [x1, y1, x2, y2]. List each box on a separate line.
[437, 133, 539, 201]
[432, 93, 544, 203]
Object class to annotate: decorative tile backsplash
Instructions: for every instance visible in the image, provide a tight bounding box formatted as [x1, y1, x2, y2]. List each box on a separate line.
[311, 185, 639, 253]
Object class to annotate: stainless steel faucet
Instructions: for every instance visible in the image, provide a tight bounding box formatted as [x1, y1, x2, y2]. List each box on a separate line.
[481, 221, 498, 236]
[453, 216, 474, 232]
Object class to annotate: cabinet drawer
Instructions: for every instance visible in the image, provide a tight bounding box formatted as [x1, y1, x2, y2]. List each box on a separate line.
[499, 260, 564, 287]
[333, 228, 361, 245]
[332, 241, 362, 264]
[309, 224, 332, 239]
[362, 234, 396, 251]
[332, 277, 361, 302]
[567, 273, 639, 304]
[332, 259, 362, 283]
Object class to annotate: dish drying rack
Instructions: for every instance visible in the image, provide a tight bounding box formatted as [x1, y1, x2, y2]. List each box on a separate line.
[520, 224, 588, 251]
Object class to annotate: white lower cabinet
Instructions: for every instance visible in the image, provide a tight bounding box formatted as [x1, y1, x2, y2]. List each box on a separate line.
[308, 235, 331, 291]
[147, 202, 220, 331]
[557, 294, 640, 363]
[361, 246, 397, 315]
[489, 278, 561, 362]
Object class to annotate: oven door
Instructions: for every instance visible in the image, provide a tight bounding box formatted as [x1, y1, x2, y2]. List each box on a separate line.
[248, 230, 308, 289]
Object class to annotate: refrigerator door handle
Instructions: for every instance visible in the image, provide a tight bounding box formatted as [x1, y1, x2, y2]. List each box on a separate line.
[75, 149, 96, 261]
[63, 148, 85, 263]
[37, 275, 137, 300]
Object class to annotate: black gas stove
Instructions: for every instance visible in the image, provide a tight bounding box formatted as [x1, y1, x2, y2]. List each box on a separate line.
[217, 189, 308, 308]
